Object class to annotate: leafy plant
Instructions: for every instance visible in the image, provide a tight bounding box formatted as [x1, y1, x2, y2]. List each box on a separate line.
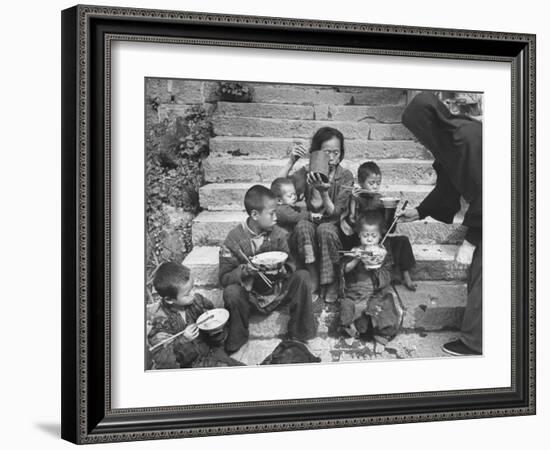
[145, 105, 213, 287]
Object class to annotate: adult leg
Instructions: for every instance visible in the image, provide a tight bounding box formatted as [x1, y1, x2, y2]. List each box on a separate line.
[317, 222, 343, 301]
[460, 243, 482, 353]
[223, 284, 252, 353]
[283, 269, 316, 342]
[390, 235, 417, 290]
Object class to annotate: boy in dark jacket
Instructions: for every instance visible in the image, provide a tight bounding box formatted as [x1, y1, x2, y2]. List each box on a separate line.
[220, 185, 317, 353]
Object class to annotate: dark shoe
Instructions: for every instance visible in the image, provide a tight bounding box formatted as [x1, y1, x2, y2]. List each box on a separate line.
[442, 339, 481, 356]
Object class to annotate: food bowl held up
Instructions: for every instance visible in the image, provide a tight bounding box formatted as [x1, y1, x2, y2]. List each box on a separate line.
[196, 308, 230, 334]
[250, 251, 288, 272]
[361, 245, 388, 270]
[308, 149, 330, 183]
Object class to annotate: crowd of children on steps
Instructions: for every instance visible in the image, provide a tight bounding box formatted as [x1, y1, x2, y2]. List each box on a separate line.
[146, 92, 483, 369]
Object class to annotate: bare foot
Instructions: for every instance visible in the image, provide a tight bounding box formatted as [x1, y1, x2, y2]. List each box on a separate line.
[342, 323, 358, 338]
[402, 271, 417, 291]
[322, 282, 338, 303]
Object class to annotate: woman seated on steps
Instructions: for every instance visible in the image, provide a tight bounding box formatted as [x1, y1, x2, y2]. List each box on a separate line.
[279, 126, 353, 303]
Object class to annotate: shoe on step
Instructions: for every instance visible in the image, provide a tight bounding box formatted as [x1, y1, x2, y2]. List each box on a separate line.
[442, 339, 481, 356]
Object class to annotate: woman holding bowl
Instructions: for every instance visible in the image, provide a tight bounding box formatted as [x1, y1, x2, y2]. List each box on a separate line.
[280, 127, 354, 303]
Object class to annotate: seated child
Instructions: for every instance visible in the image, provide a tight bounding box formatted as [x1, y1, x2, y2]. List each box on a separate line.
[219, 185, 317, 353]
[270, 177, 322, 233]
[339, 211, 402, 342]
[147, 262, 242, 369]
[341, 161, 417, 291]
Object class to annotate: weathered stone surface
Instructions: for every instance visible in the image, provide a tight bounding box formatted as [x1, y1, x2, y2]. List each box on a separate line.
[192, 211, 465, 246]
[204, 158, 436, 185]
[230, 339, 282, 365]
[199, 183, 435, 211]
[384, 331, 462, 359]
[215, 102, 405, 123]
[213, 116, 373, 139]
[325, 104, 405, 123]
[157, 103, 215, 122]
[252, 85, 406, 105]
[394, 220, 466, 245]
[394, 282, 467, 331]
[369, 123, 415, 140]
[183, 245, 468, 287]
[145, 79, 208, 104]
[209, 137, 431, 160]
[215, 102, 314, 120]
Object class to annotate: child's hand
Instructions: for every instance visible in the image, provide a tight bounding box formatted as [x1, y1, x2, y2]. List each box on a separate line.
[183, 324, 199, 342]
[352, 185, 363, 198]
[351, 247, 363, 259]
[455, 239, 475, 265]
[242, 263, 260, 278]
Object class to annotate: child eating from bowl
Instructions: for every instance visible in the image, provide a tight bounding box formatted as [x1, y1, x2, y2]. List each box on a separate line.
[340, 161, 417, 291]
[147, 262, 242, 369]
[339, 211, 402, 341]
[219, 185, 317, 354]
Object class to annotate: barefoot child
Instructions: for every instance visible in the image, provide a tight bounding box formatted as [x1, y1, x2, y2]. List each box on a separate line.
[220, 185, 317, 354]
[341, 161, 417, 291]
[147, 262, 242, 369]
[339, 211, 402, 342]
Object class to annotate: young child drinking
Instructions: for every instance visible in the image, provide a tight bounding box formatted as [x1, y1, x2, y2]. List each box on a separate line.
[219, 185, 317, 353]
[341, 161, 417, 291]
[147, 262, 241, 369]
[270, 177, 320, 233]
[339, 211, 401, 341]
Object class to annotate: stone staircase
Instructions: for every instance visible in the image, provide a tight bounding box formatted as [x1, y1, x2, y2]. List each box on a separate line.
[178, 85, 468, 364]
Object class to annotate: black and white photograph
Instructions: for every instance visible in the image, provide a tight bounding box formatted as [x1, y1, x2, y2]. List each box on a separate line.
[144, 79, 483, 370]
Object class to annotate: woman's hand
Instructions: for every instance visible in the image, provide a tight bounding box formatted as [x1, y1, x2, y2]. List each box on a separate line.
[289, 141, 308, 164]
[455, 239, 476, 265]
[183, 324, 199, 342]
[306, 172, 330, 192]
[396, 207, 420, 223]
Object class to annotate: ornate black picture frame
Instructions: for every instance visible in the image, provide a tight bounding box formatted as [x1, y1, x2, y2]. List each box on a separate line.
[61, 4, 536, 444]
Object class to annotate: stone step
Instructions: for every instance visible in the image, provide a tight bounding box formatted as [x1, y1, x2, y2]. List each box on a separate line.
[183, 244, 469, 287]
[229, 330, 462, 365]
[209, 137, 432, 160]
[187, 281, 466, 339]
[212, 116, 414, 140]
[204, 158, 436, 185]
[199, 183, 435, 211]
[250, 85, 407, 106]
[191, 211, 466, 246]
[214, 102, 405, 123]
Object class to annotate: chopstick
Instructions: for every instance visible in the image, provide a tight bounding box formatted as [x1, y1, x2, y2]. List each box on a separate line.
[148, 313, 216, 352]
[148, 329, 186, 352]
[238, 249, 273, 289]
[380, 200, 409, 246]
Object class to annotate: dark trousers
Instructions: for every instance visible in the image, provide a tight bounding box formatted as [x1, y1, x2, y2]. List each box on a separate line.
[223, 270, 316, 353]
[460, 243, 482, 353]
[388, 235, 416, 272]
